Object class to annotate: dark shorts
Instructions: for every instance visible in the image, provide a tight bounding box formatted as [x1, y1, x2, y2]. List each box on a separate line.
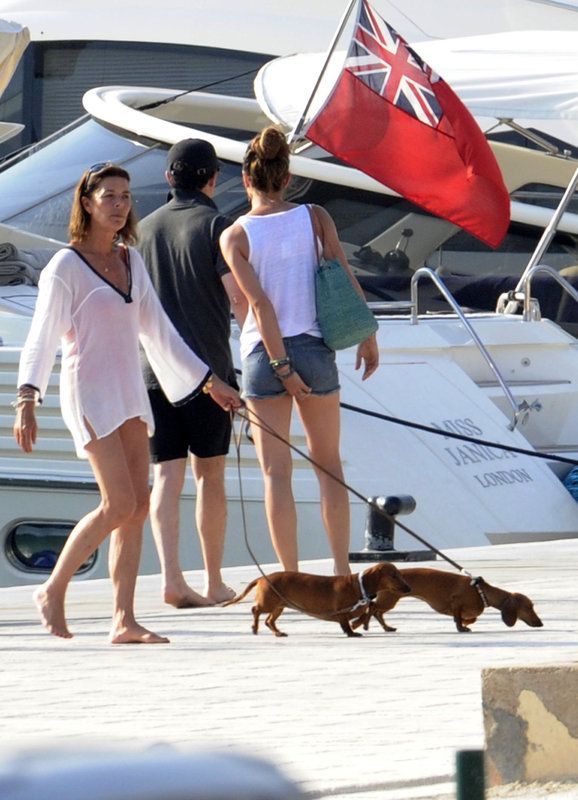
[242, 333, 340, 400]
[148, 387, 232, 462]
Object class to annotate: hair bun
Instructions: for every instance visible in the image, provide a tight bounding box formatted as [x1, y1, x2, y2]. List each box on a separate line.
[256, 126, 287, 161]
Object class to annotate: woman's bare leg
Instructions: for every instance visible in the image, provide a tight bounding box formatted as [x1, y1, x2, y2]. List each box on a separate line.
[34, 418, 166, 642]
[297, 394, 351, 575]
[107, 418, 168, 644]
[246, 396, 298, 571]
[33, 424, 139, 639]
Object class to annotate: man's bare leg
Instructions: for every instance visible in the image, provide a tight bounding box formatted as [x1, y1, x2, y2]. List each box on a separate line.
[150, 458, 211, 608]
[192, 454, 234, 603]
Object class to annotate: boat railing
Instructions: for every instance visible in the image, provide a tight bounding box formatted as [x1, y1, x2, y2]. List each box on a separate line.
[518, 264, 578, 322]
[410, 266, 527, 430]
[501, 164, 578, 316]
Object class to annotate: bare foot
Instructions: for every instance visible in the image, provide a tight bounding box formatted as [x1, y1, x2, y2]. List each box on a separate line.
[33, 587, 73, 639]
[110, 623, 170, 645]
[164, 587, 213, 609]
[207, 583, 236, 605]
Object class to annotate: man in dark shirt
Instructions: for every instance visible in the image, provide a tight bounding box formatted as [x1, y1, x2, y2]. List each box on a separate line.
[139, 139, 246, 606]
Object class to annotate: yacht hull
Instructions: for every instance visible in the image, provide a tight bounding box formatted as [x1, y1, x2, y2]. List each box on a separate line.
[1, 311, 577, 587]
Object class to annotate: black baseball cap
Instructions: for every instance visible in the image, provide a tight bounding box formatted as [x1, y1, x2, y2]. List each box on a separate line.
[167, 139, 219, 177]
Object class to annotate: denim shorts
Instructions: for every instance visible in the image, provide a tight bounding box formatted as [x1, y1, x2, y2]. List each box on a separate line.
[242, 334, 340, 400]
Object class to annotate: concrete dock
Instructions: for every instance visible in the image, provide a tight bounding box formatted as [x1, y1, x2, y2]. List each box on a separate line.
[1, 539, 577, 799]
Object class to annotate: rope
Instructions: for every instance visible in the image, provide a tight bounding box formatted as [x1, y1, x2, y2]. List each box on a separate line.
[231, 380, 578, 589]
[232, 369, 578, 466]
[136, 66, 262, 112]
[340, 402, 578, 467]
[228, 374, 570, 596]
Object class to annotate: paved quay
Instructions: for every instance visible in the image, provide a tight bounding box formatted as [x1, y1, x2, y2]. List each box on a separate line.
[1, 538, 577, 799]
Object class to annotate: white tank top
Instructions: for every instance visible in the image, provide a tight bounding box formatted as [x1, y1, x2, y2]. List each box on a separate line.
[237, 206, 321, 358]
[237, 204, 322, 359]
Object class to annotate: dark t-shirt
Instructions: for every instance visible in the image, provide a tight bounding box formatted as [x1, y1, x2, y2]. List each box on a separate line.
[138, 189, 235, 389]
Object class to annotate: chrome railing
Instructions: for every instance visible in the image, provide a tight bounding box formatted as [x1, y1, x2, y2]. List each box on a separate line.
[410, 267, 533, 430]
[519, 264, 578, 322]
[503, 164, 578, 315]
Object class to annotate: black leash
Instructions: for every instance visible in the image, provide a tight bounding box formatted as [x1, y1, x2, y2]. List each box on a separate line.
[234, 407, 468, 574]
[229, 381, 563, 599]
[231, 417, 373, 618]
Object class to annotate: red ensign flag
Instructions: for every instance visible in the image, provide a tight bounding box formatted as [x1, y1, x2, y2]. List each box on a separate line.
[304, 0, 510, 248]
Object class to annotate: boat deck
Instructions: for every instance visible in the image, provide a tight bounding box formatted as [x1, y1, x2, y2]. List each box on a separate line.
[1, 539, 577, 799]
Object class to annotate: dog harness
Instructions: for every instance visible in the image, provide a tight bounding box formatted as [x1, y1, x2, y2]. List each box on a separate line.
[344, 569, 375, 615]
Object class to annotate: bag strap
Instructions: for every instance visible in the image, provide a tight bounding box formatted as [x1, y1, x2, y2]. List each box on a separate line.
[306, 204, 323, 263]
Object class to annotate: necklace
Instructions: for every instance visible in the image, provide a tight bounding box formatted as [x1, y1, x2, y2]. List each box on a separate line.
[102, 250, 116, 273]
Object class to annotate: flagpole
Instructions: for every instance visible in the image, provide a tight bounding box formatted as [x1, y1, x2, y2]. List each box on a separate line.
[288, 0, 359, 144]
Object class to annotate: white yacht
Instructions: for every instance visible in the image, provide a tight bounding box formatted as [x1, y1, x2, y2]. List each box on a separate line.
[1, 2, 578, 588]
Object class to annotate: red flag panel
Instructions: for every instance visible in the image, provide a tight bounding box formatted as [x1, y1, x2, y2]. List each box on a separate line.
[304, 0, 510, 248]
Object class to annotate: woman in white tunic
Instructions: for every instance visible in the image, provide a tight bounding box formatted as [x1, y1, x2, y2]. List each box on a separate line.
[13, 163, 241, 643]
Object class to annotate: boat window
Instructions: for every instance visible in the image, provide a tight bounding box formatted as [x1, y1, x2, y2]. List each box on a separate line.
[2, 114, 576, 304]
[215, 168, 419, 266]
[511, 183, 578, 214]
[0, 120, 168, 242]
[430, 220, 578, 277]
[5, 521, 96, 575]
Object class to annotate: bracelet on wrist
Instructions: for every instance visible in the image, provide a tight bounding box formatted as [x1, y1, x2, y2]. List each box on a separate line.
[11, 397, 38, 409]
[201, 374, 214, 394]
[12, 385, 40, 409]
[269, 356, 290, 371]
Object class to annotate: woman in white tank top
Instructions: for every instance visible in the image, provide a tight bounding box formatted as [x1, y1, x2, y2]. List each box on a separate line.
[221, 126, 378, 575]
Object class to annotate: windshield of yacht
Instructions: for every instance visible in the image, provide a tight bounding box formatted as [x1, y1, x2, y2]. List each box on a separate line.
[0, 116, 577, 328]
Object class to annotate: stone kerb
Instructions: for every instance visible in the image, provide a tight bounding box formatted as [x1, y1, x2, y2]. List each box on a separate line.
[482, 664, 578, 787]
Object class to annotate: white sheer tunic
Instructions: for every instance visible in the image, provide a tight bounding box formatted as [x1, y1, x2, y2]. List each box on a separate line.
[18, 246, 210, 458]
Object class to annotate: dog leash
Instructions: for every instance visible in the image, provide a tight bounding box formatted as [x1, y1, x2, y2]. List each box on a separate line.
[233, 406, 472, 575]
[231, 415, 377, 618]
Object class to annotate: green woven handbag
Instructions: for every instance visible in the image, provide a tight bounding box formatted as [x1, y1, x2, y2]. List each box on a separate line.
[308, 206, 378, 351]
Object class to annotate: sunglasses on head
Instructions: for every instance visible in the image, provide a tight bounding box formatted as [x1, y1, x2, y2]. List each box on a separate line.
[82, 162, 115, 193]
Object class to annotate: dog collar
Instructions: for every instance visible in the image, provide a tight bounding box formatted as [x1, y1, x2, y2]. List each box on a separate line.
[358, 569, 375, 604]
[470, 576, 489, 607]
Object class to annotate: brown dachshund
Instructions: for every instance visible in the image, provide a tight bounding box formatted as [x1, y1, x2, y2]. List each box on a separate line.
[352, 567, 544, 633]
[223, 562, 411, 637]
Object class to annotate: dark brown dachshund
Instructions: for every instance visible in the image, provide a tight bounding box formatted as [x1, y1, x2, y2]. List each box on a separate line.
[352, 567, 543, 633]
[223, 562, 411, 637]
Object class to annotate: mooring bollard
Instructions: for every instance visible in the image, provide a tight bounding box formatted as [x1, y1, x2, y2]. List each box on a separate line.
[349, 495, 434, 562]
[456, 749, 485, 800]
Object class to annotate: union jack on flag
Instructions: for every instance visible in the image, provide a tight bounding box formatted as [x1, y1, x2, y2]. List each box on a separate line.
[304, 0, 510, 247]
[346, 0, 444, 128]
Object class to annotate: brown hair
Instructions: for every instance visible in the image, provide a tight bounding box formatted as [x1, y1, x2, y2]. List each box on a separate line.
[68, 163, 138, 245]
[242, 125, 290, 194]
